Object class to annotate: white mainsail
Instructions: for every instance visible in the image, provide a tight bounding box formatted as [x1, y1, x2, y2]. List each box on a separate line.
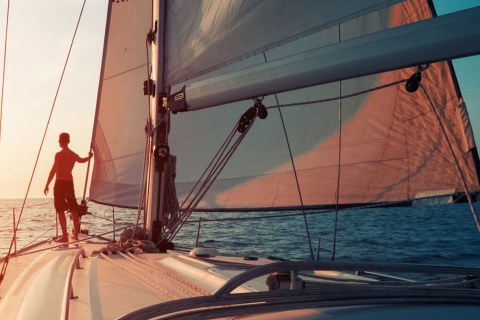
[90, 0, 480, 212]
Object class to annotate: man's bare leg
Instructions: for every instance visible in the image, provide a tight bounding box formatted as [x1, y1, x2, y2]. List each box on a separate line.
[71, 211, 80, 240]
[55, 211, 69, 242]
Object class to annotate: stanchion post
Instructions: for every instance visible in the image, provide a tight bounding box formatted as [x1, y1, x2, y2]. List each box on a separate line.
[12, 208, 17, 255]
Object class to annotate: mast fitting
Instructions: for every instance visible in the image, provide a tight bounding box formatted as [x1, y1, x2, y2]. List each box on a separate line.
[146, 20, 157, 44]
[154, 143, 170, 172]
[143, 79, 155, 97]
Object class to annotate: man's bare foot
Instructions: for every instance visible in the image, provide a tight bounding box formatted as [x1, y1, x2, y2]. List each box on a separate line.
[54, 236, 69, 243]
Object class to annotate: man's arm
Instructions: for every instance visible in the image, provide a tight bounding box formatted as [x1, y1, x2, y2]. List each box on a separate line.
[77, 152, 93, 164]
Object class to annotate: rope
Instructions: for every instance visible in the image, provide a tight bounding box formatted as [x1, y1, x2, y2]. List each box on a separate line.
[13, 225, 136, 258]
[92, 226, 158, 255]
[100, 252, 180, 300]
[0, 0, 10, 139]
[271, 79, 408, 110]
[179, 118, 254, 235]
[159, 113, 257, 244]
[163, 155, 180, 228]
[0, 0, 88, 286]
[125, 252, 210, 296]
[179, 124, 238, 210]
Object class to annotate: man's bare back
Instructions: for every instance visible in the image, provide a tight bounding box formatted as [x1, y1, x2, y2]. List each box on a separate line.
[54, 148, 80, 180]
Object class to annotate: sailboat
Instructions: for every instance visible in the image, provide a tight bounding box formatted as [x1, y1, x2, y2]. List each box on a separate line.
[2, 0, 480, 318]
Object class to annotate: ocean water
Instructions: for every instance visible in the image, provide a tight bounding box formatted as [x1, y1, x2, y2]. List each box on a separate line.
[1, 198, 480, 268]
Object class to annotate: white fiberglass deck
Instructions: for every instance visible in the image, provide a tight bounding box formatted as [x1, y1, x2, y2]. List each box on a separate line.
[1, 234, 480, 320]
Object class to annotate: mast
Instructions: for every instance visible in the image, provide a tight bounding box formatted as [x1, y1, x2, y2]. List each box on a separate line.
[146, 0, 170, 249]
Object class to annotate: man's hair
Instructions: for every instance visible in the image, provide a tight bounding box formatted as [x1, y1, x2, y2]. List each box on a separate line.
[59, 132, 70, 143]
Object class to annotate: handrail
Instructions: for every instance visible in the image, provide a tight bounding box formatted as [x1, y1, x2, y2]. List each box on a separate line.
[117, 260, 480, 319]
[62, 247, 85, 320]
[118, 283, 480, 319]
[213, 260, 480, 297]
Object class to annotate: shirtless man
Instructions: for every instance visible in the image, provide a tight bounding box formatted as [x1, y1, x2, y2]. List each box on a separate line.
[44, 133, 93, 242]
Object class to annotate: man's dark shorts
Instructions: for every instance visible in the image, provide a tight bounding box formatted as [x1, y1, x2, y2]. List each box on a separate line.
[54, 180, 79, 213]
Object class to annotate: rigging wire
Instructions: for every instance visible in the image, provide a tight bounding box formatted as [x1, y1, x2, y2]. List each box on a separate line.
[0, 0, 87, 286]
[332, 25, 344, 261]
[0, 0, 11, 139]
[274, 95, 315, 261]
[419, 83, 480, 231]
[21, 218, 58, 249]
[331, 81, 343, 262]
[399, 85, 411, 205]
[331, 25, 342, 262]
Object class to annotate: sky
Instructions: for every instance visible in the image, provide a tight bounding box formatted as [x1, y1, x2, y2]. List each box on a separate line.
[0, 0, 479, 200]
